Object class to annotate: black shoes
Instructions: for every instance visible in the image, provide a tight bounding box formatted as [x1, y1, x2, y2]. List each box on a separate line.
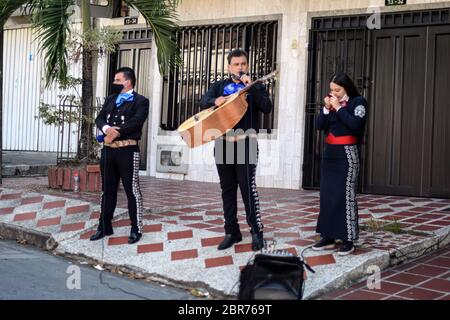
[338, 241, 355, 256]
[217, 233, 264, 251]
[90, 229, 113, 241]
[251, 233, 264, 251]
[128, 232, 142, 244]
[217, 234, 242, 250]
[89, 229, 141, 244]
[312, 238, 355, 255]
[312, 238, 336, 251]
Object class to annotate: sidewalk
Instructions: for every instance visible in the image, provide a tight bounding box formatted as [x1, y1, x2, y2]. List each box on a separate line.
[1, 176, 449, 299]
[320, 245, 450, 300]
[1, 151, 57, 177]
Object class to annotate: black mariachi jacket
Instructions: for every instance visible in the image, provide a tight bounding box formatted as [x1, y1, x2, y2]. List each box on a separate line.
[198, 78, 272, 132]
[315, 95, 368, 139]
[95, 91, 149, 141]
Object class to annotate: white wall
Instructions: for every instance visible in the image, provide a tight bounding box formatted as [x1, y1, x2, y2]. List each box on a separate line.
[147, 0, 450, 189]
[3, 0, 449, 179]
[2, 16, 83, 153]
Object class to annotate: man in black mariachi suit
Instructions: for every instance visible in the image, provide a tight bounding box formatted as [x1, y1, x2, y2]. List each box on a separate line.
[199, 49, 272, 251]
[90, 67, 149, 244]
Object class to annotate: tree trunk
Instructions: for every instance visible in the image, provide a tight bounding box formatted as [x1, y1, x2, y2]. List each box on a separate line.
[78, 0, 95, 163]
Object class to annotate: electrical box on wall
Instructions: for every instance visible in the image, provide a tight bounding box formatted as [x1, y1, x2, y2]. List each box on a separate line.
[156, 145, 188, 174]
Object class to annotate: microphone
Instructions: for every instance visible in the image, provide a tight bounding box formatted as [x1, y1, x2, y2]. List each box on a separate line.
[231, 71, 246, 81]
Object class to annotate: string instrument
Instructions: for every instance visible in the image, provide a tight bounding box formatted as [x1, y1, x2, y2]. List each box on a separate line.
[177, 71, 277, 148]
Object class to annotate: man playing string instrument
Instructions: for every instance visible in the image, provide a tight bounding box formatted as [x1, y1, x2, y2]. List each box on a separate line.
[199, 49, 273, 251]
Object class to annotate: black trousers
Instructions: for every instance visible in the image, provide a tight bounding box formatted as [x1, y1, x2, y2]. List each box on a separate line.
[99, 145, 143, 234]
[214, 137, 263, 236]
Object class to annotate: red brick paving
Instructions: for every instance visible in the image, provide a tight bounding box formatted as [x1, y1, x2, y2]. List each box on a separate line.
[186, 223, 211, 229]
[13, 212, 37, 221]
[112, 219, 131, 228]
[43, 200, 66, 210]
[90, 211, 100, 220]
[179, 215, 203, 221]
[205, 256, 234, 268]
[142, 224, 162, 233]
[60, 222, 86, 232]
[108, 236, 129, 246]
[66, 204, 90, 215]
[1, 193, 22, 200]
[171, 249, 198, 261]
[20, 196, 44, 205]
[2, 177, 450, 299]
[320, 245, 450, 300]
[234, 243, 253, 253]
[0, 207, 15, 215]
[167, 230, 193, 240]
[305, 254, 336, 267]
[201, 236, 224, 247]
[137, 243, 164, 254]
[80, 230, 96, 240]
[36, 216, 61, 227]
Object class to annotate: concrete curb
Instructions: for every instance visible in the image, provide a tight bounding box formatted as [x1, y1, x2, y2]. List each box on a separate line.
[2, 164, 50, 177]
[53, 250, 229, 300]
[0, 222, 57, 251]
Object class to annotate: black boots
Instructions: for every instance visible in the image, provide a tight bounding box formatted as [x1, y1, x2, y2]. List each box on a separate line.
[217, 233, 243, 250]
[251, 232, 264, 251]
[89, 229, 113, 241]
[128, 232, 142, 244]
[217, 232, 264, 251]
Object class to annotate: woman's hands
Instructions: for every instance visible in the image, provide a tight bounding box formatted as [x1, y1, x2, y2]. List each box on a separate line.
[324, 94, 342, 112]
[323, 95, 332, 111]
[329, 95, 342, 112]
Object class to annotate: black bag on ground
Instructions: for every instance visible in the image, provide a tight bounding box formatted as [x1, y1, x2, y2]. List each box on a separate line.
[238, 252, 314, 300]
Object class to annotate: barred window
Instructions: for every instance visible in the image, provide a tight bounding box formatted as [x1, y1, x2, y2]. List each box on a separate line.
[160, 21, 279, 131]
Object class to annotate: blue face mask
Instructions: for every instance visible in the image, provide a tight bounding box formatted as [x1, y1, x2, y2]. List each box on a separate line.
[223, 82, 245, 96]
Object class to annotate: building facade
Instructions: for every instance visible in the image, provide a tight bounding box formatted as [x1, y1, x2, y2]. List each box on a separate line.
[2, 0, 450, 198]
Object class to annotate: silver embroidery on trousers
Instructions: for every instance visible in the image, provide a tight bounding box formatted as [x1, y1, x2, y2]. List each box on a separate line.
[344, 145, 359, 241]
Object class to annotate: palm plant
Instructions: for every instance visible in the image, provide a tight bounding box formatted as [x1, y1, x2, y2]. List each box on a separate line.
[0, 0, 180, 162]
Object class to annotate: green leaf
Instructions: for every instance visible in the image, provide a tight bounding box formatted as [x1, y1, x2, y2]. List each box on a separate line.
[31, 0, 74, 87]
[123, 0, 182, 74]
[0, 0, 29, 27]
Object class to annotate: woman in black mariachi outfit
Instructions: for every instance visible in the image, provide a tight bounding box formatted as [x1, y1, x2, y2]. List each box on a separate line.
[313, 72, 367, 255]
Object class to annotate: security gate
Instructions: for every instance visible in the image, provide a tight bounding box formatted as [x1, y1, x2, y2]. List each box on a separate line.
[110, 28, 153, 170]
[303, 9, 450, 198]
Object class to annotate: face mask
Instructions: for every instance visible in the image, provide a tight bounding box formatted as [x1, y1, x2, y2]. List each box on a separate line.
[111, 83, 124, 95]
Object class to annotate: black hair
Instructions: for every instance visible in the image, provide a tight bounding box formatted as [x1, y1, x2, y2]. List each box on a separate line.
[227, 48, 248, 64]
[115, 67, 136, 87]
[329, 72, 360, 98]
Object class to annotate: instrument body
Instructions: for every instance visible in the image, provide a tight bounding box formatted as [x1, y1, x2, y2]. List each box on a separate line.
[177, 91, 248, 148]
[177, 71, 277, 148]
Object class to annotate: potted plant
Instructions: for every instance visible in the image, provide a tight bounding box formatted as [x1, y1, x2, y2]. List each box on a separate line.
[0, 0, 181, 191]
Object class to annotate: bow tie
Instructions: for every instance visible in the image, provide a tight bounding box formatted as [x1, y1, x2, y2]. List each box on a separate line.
[115, 92, 134, 107]
[223, 82, 245, 96]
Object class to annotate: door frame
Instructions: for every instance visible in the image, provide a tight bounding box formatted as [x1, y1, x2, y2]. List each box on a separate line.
[108, 28, 154, 171]
[303, 8, 450, 198]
